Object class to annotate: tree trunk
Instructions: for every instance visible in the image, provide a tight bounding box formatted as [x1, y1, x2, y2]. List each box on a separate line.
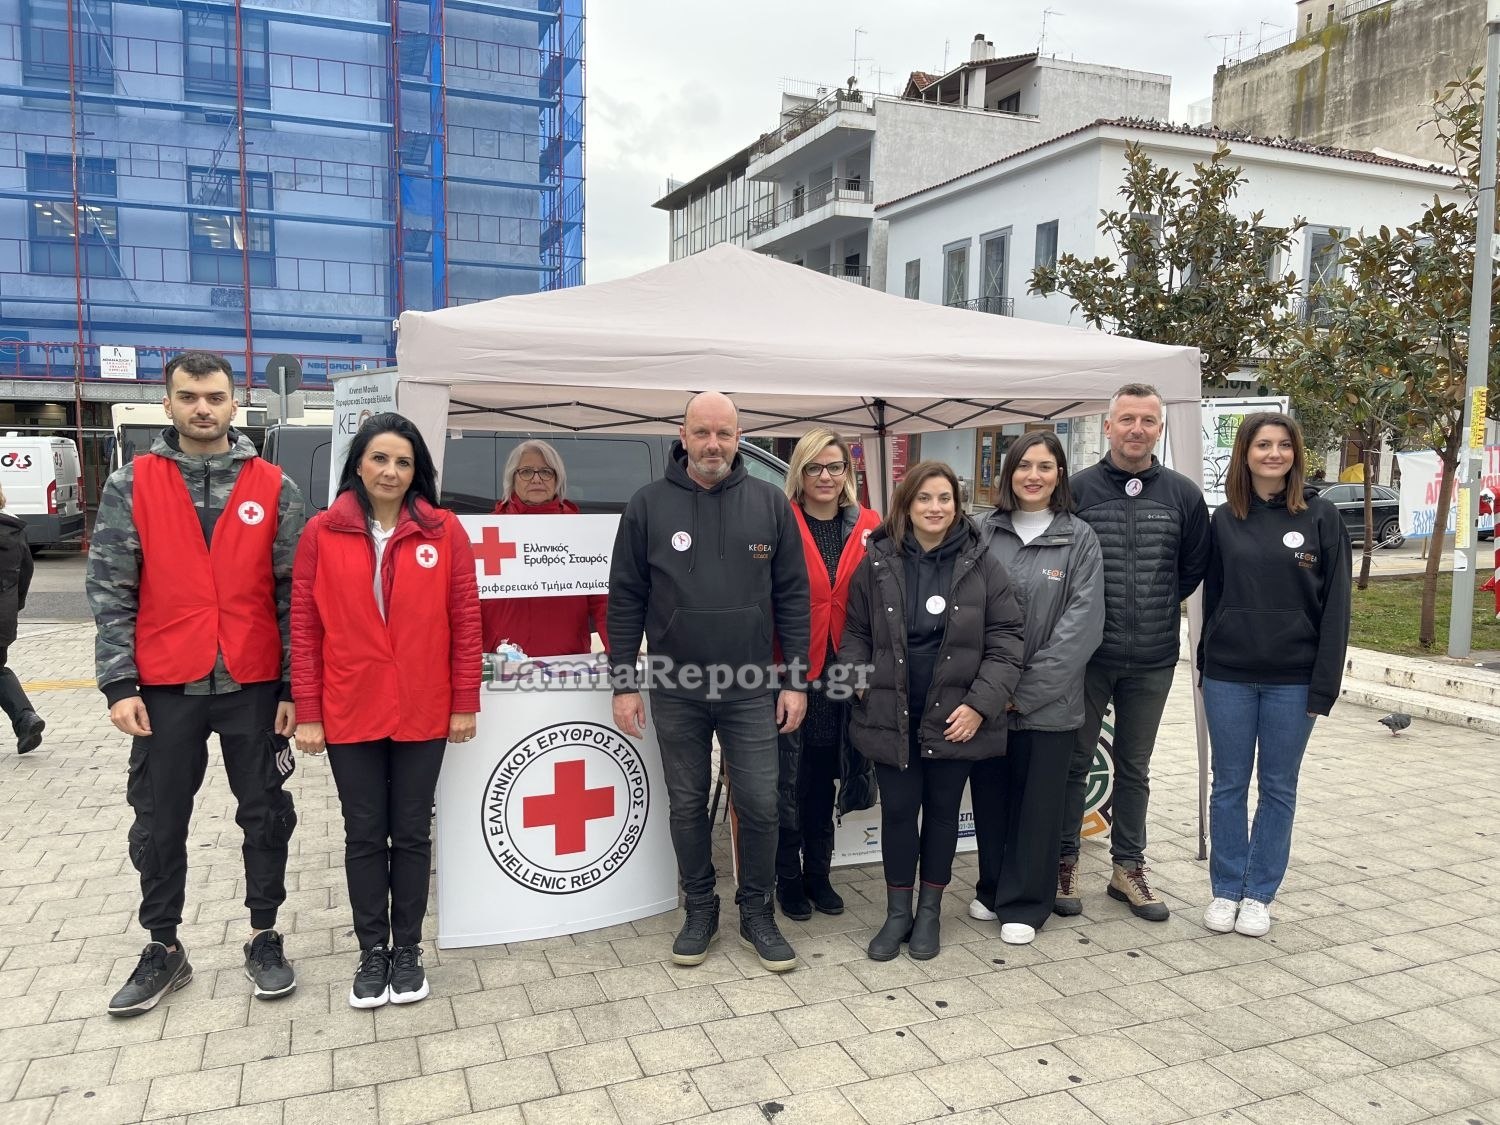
[1358, 440, 1376, 591]
[1419, 425, 1465, 648]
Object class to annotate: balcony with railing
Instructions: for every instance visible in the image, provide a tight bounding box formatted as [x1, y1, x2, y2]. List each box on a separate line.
[747, 178, 875, 250]
[823, 263, 870, 285]
[749, 87, 877, 165]
[947, 294, 1015, 316]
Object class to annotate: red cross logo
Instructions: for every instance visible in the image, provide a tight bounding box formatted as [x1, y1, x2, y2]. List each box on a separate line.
[415, 544, 439, 569]
[522, 759, 616, 856]
[472, 525, 519, 576]
[238, 501, 265, 526]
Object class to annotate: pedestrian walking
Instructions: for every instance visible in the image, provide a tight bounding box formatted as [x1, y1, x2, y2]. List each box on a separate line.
[0, 484, 45, 755]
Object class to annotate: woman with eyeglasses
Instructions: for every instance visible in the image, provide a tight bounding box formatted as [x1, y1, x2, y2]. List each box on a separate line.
[773, 430, 882, 922]
[480, 440, 609, 657]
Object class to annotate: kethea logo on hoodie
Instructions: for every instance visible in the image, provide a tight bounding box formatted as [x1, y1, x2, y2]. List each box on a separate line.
[482, 722, 649, 894]
[748, 542, 773, 560]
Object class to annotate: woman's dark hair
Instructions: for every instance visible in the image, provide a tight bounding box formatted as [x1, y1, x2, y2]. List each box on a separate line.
[1225, 411, 1308, 520]
[883, 460, 963, 544]
[992, 431, 1073, 513]
[337, 412, 441, 526]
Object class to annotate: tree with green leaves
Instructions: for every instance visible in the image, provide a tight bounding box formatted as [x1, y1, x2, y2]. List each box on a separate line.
[1267, 71, 1500, 646]
[1029, 140, 1306, 386]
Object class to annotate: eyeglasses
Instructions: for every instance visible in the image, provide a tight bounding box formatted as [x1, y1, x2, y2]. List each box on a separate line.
[803, 460, 849, 478]
[516, 467, 557, 482]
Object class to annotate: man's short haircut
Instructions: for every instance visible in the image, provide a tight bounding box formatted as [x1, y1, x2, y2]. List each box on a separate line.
[164, 351, 234, 392]
[1110, 383, 1162, 412]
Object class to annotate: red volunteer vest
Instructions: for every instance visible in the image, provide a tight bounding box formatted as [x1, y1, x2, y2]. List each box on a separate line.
[795, 504, 882, 680]
[313, 515, 456, 743]
[133, 452, 283, 687]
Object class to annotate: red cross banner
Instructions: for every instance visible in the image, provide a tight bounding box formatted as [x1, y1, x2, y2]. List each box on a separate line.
[434, 675, 677, 946]
[458, 514, 619, 600]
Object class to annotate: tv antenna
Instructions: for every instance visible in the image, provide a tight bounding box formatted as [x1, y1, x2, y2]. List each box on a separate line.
[852, 26, 867, 83]
[1040, 8, 1063, 56]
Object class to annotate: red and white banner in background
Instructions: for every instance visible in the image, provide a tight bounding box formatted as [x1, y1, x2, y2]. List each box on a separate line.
[458, 514, 618, 599]
[1396, 447, 1500, 539]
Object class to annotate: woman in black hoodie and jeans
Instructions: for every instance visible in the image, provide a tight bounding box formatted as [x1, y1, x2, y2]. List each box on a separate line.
[839, 461, 1024, 961]
[1197, 413, 1350, 940]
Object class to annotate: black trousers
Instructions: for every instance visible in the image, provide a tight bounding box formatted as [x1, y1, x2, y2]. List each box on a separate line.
[971, 728, 1075, 929]
[0, 645, 37, 731]
[127, 683, 295, 945]
[327, 737, 445, 950]
[874, 756, 971, 887]
[775, 731, 838, 883]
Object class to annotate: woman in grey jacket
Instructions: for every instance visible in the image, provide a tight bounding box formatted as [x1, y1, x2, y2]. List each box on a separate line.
[969, 433, 1104, 944]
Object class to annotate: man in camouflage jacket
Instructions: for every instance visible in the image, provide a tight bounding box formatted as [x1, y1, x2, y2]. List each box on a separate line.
[87, 351, 305, 1017]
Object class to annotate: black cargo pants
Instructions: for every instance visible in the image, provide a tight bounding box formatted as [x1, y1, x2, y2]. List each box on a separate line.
[127, 682, 296, 946]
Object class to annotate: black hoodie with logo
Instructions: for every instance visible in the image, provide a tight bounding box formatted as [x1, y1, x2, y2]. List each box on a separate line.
[1196, 486, 1352, 715]
[607, 442, 810, 701]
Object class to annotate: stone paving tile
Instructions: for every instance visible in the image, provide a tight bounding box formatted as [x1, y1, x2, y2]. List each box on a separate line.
[4, 627, 1500, 1124]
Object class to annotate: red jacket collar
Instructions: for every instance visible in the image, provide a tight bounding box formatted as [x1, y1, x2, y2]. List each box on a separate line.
[326, 489, 445, 538]
[494, 495, 579, 515]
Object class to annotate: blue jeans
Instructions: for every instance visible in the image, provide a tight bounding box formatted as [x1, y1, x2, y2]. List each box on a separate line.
[1202, 677, 1317, 904]
[649, 692, 780, 907]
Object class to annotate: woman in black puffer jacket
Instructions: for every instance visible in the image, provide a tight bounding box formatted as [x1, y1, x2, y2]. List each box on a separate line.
[837, 460, 1024, 961]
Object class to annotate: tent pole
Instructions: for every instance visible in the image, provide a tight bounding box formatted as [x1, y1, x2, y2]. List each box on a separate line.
[874, 398, 890, 512]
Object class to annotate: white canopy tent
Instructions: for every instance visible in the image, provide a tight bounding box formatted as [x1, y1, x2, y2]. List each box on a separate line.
[385, 242, 1212, 857]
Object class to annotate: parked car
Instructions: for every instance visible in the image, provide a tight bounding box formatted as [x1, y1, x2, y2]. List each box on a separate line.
[262, 425, 790, 519]
[1311, 481, 1404, 548]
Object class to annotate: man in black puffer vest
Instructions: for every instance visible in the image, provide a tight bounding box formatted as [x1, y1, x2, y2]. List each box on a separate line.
[1056, 383, 1209, 921]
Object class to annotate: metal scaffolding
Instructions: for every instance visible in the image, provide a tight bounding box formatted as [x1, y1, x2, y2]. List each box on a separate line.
[0, 0, 587, 389]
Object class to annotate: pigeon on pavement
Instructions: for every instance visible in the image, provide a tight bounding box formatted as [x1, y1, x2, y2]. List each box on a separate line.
[1378, 712, 1412, 735]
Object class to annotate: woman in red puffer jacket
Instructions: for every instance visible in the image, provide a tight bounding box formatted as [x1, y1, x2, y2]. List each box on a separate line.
[480, 440, 608, 657]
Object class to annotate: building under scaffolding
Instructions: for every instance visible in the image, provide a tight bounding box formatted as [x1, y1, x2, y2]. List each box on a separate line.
[0, 0, 585, 495]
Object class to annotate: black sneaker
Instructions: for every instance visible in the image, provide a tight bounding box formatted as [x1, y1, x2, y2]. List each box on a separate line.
[243, 930, 297, 999]
[739, 905, 797, 972]
[671, 895, 720, 966]
[388, 945, 429, 1004]
[107, 942, 192, 1017]
[349, 946, 391, 1009]
[15, 712, 44, 755]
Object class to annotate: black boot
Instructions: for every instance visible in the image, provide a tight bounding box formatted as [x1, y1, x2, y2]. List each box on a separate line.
[908, 883, 944, 960]
[671, 895, 720, 966]
[867, 886, 913, 961]
[776, 876, 812, 921]
[803, 873, 844, 915]
[14, 711, 44, 755]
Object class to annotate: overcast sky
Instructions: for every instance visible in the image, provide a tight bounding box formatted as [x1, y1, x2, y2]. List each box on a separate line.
[584, 0, 1294, 282]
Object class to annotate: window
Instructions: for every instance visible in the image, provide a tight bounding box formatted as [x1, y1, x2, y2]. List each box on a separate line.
[184, 11, 270, 105]
[23, 0, 113, 88]
[1253, 225, 1284, 282]
[981, 231, 1009, 301]
[1035, 220, 1059, 270]
[996, 91, 1021, 114]
[26, 153, 120, 277]
[742, 450, 787, 489]
[1305, 225, 1347, 320]
[188, 166, 275, 286]
[943, 242, 969, 306]
[904, 259, 920, 299]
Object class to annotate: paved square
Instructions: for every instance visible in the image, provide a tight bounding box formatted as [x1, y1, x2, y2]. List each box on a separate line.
[1, 622, 1496, 1124]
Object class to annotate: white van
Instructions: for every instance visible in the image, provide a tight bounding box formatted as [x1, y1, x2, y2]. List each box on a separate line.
[0, 435, 84, 551]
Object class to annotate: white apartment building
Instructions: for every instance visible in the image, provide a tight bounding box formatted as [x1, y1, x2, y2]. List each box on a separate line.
[654, 34, 1170, 291]
[879, 119, 1459, 492]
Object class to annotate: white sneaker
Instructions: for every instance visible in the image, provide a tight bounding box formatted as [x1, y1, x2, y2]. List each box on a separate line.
[1234, 899, 1271, 937]
[1203, 897, 1239, 933]
[968, 898, 998, 921]
[1000, 923, 1035, 945]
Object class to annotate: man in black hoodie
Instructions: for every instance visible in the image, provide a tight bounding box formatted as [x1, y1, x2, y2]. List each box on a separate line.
[609, 392, 811, 972]
[1056, 384, 1210, 922]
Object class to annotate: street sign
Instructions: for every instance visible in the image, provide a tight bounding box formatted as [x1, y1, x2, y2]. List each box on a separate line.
[265, 353, 303, 394]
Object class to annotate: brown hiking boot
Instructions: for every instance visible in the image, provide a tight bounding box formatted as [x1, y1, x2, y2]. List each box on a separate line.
[1107, 863, 1169, 922]
[1053, 859, 1082, 917]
